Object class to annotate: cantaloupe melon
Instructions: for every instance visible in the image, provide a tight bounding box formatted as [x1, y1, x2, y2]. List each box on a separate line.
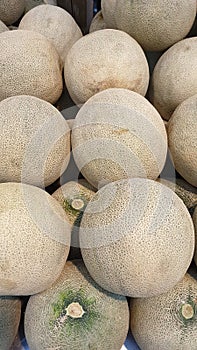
[19, 4, 82, 65]
[157, 178, 197, 210]
[150, 37, 197, 120]
[80, 178, 195, 297]
[130, 273, 197, 350]
[0, 182, 71, 295]
[0, 297, 21, 350]
[72, 88, 167, 189]
[0, 20, 9, 33]
[0, 95, 70, 187]
[89, 10, 107, 33]
[0, 29, 63, 104]
[52, 181, 95, 259]
[24, 260, 129, 350]
[0, 0, 25, 25]
[64, 29, 149, 105]
[193, 207, 197, 266]
[101, 0, 196, 51]
[25, 0, 57, 13]
[167, 94, 197, 187]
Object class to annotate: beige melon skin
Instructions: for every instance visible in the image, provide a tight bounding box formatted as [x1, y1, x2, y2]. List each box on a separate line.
[193, 207, 197, 266]
[156, 178, 197, 210]
[0, 20, 9, 33]
[64, 29, 149, 105]
[72, 88, 167, 189]
[150, 37, 197, 120]
[0, 297, 21, 350]
[0, 0, 25, 25]
[19, 5, 82, 65]
[168, 94, 197, 187]
[130, 273, 197, 350]
[52, 181, 95, 259]
[80, 178, 195, 298]
[0, 182, 71, 295]
[0, 95, 70, 187]
[89, 10, 107, 33]
[24, 260, 129, 350]
[101, 0, 196, 52]
[0, 30, 63, 104]
[25, 0, 57, 13]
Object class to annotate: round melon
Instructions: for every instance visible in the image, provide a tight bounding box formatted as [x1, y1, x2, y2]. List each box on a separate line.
[0, 0, 25, 25]
[167, 94, 197, 187]
[0, 297, 21, 350]
[19, 4, 82, 64]
[64, 29, 149, 105]
[0, 29, 63, 104]
[193, 207, 197, 266]
[157, 178, 197, 209]
[52, 180, 95, 259]
[80, 178, 195, 297]
[72, 88, 167, 189]
[0, 95, 70, 187]
[0, 182, 71, 295]
[89, 11, 107, 33]
[130, 273, 197, 350]
[101, 0, 196, 51]
[150, 37, 197, 120]
[0, 20, 9, 33]
[24, 259, 129, 350]
[25, 0, 57, 13]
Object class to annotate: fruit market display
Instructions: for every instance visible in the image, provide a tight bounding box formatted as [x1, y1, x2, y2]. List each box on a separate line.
[0, 1, 196, 349]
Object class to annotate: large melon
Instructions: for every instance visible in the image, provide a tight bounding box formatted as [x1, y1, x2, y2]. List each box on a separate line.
[150, 37, 197, 120]
[0, 297, 21, 350]
[0, 182, 71, 295]
[72, 88, 167, 188]
[19, 5, 82, 64]
[101, 0, 196, 51]
[130, 273, 197, 350]
[24, 260, 129, 350]
[89, 11, 107, 33]
[0, 30, 63, 104]
[80, 178, 195, 297]
[0, 20, 9, 33]
[0, 95, 70, 187]
[168, 94, 197, 187]
[0, 0, 25, 25]
[24, 0, 57, 13]
[64, 29, 149, 105]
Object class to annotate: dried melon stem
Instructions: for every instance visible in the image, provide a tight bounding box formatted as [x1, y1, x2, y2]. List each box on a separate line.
[65, 302, 85, 319]
[71, 199, 85, 211]
[181, 303, 194, 320]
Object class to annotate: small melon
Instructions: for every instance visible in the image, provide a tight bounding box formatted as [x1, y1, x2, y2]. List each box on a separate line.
[89, 10, 107, 33]
[0, 95, 70, 187]
[150, 37, 197, 120]
[0, 29, 63, 104]
[24, 260, 129, 350]
[167, 94, 197, 187]
[193, 207, 197, 266]
[156, 178, 197, 210]
[80, 178, 195, 297]
[130, 273, 197, 350]
[0, 182, 71, 295]
[25, 0, 57, 13]
[52, 180, 95, 259]
[72, 88, 167, 188]
[0, 297, 21, 350]
[101, 0, 196, 51]
[0, 20, 9, 33]
[64, 29, 149, 105]
[0, 0, 25, 25]
[19, 4, 82, 64]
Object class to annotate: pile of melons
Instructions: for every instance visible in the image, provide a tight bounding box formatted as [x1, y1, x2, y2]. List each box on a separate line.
[0, 1, 197, 349]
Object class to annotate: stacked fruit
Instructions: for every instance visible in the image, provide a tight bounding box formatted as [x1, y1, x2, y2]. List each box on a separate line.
[0, 1, 197, 349]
